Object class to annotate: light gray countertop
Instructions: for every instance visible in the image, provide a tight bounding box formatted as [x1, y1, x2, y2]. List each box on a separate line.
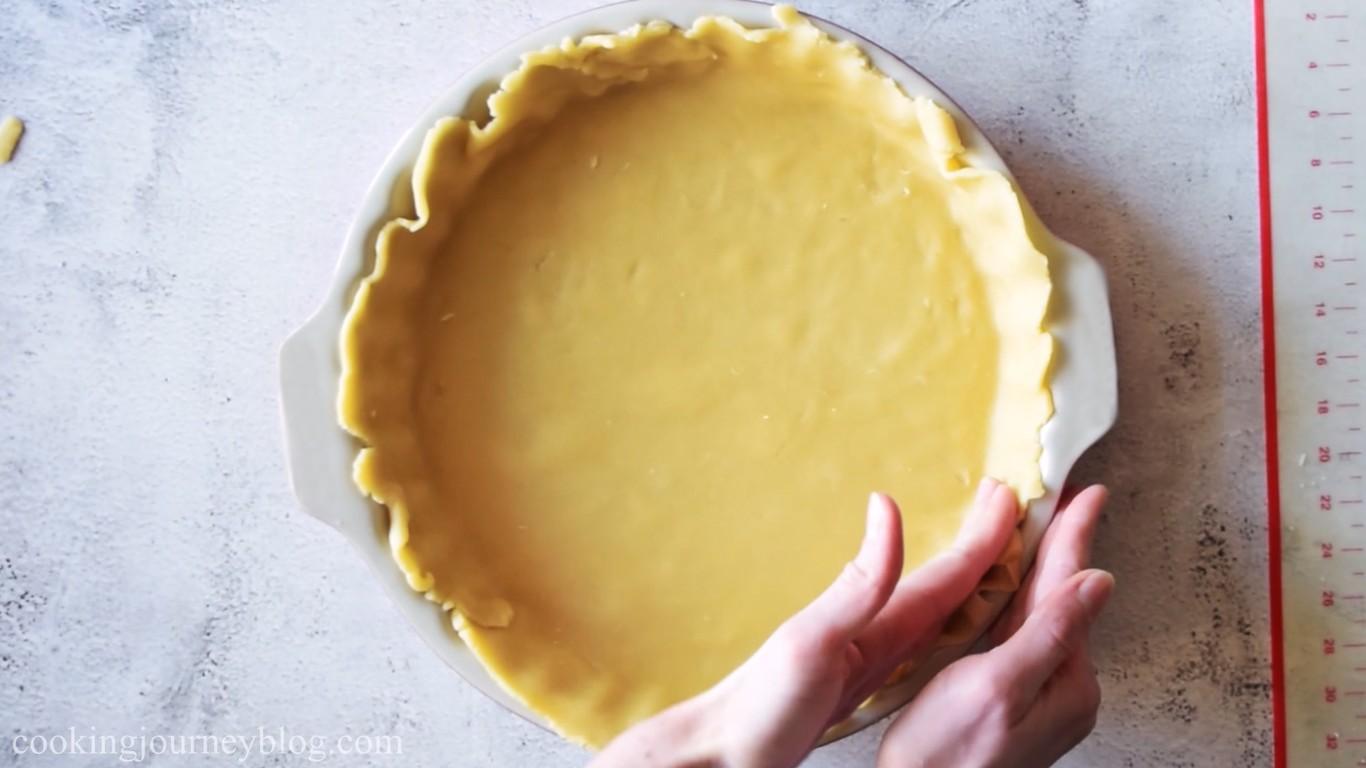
[0, 0, 1264, 765]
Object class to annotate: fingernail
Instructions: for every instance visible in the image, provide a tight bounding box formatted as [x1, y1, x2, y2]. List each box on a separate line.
[974, 477, 999, 507]
[1077, 570, 1115, 618]
[956, 479, 1008, 548]
[868, 492, 898, 525]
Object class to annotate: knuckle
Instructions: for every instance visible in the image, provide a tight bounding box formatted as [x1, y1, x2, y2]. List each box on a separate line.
[1060, 670, 1101, 739]
[978, 669, 1012, 701]
[774, 621, 837, 663]
[839, 560, 875, 593]
[1040, 611, 1080, 657]
[942, 545, 974, 570]
[1081, 673, 1102, 711]
[775, 622, 815, 653]
[1071, 701, 1100, 745]
[1078, 675, 1102, 724]
[845, 638, 869, 675]
[876, 734, 913, 768]
[919, 553, 978, 618]
[971, 670, 1020, 722]
[941, 547, 984, 589]
[1079, 706, 1099, 736]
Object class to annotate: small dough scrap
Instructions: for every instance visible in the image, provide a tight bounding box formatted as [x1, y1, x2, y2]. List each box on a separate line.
[0, 116, 22, 164]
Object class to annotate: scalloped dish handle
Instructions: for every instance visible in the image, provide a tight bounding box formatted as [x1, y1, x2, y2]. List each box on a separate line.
[279, 315, 354, 531]
[1051, 241, 1119, 465]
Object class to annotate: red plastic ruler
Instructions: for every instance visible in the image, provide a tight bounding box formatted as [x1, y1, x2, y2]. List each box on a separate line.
[1261, 1, 1366, 764]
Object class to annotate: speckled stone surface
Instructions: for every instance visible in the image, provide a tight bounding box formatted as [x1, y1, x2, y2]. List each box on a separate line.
[0, 0, 1264, 765]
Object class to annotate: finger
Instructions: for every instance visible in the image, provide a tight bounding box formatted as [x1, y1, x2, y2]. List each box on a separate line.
[782, 493, 904, 651]
[1055, 483, 1084, 508]
[972, 473, 999, 509]
[989, 569, 1113, 703]
[838, 479, 1017, 702]
[869, 479, 1018, 640]
[1029, 486, 1107, 604]
[994, 485, 1107, 642]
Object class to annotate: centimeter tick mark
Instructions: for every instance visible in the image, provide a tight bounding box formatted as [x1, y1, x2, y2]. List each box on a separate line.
[1269, 5, 1366, 757]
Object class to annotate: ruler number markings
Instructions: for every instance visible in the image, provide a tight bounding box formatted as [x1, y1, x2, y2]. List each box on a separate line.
[1270, 2, 1366, 764]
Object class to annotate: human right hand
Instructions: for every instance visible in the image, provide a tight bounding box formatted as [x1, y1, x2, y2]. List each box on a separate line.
[876, 486, 1113, 768]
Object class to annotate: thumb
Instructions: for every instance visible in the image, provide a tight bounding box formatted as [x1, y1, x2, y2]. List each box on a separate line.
[989, 569, 1113, 703]
[782, 493, 904, 651]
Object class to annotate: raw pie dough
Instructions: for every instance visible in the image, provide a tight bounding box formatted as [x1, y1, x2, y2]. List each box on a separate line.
[340, 6, 1052, 747]
[0, 116, 23, 165]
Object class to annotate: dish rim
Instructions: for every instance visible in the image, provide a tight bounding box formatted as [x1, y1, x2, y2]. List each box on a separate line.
[278, 0, 1118, 748]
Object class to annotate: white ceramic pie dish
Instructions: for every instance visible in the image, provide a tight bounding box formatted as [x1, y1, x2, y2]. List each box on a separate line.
[278, 0, 1118, 747]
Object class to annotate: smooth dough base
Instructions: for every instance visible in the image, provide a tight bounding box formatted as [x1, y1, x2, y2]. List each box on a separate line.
[339, 6, 1052, 747]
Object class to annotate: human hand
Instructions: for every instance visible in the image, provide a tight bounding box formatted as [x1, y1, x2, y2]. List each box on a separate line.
[876, 486, 1113, 768]
[591, 478, 1023, 768]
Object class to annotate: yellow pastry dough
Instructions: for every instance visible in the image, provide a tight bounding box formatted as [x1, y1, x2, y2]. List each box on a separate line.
[339, 5, 1052, 747]
[0, 116, 23, 164]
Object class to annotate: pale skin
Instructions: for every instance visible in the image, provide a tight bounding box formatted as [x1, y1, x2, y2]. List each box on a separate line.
[591, 479, 1113, 768]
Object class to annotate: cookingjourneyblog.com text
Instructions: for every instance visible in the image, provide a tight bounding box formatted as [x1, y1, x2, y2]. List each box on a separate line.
[6, 726, 402, 763]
